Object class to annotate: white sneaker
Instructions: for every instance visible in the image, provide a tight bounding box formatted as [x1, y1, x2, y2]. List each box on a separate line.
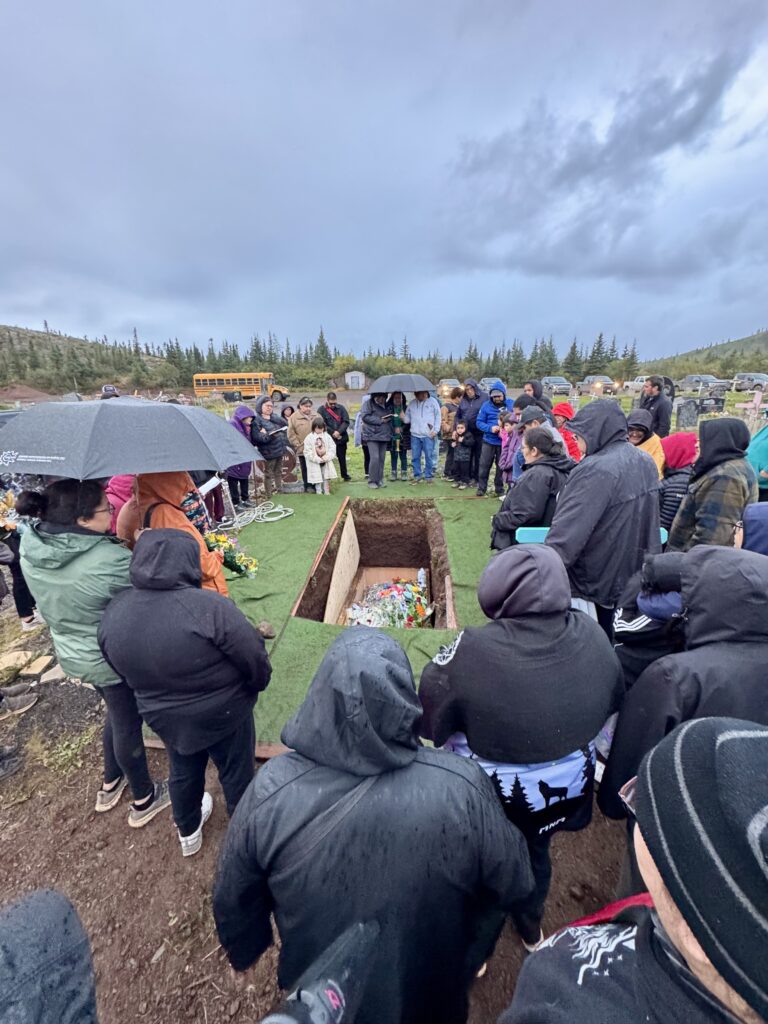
[178, 792, 213, 857]
[21, 610, 46, 631]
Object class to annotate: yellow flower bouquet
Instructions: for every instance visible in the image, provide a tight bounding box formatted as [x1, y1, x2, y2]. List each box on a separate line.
[204, 531, 258, 578]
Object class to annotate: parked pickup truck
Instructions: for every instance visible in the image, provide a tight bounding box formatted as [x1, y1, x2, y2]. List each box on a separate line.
[576, 375, 617, 396]
[541, 376, 572, 396]
[623, 376, 649, 393]
[676, 374, 731, 394]
[732, 373, 768, 392]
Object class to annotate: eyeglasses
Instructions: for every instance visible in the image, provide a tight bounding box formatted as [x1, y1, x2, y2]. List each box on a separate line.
[619, 775, 637, 818]
[93, 503, 114, 515]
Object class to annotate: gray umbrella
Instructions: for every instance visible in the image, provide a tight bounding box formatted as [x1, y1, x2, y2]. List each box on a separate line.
[368, 373, 435, 394]
[0, 398, 262, 479]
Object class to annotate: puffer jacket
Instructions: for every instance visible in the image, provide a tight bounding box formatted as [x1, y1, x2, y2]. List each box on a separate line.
[213, 629, 533, 1024]
[360, 396, 394, 443]
[658, 466, 692, 531]
[20, 524, 131, 686]
[250, 396, 290, 461]
[545, 400, 661, 606]
[287, 407, 314, 453]
[600, 546, 768, 817]
[491, 451, 573, 550]
[99, 529, 271, 754]
[476, 382, 514, 446]
[667, 418, 758, 551]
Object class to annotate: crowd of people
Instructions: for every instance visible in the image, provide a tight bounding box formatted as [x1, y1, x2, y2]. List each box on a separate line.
[1, 373, 768, 1024]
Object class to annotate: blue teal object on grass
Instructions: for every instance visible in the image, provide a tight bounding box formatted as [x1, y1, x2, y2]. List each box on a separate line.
[515, 526, 669, 544]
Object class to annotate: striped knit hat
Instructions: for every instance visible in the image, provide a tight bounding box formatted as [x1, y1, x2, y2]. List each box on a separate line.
[636, 718, 768, 1019]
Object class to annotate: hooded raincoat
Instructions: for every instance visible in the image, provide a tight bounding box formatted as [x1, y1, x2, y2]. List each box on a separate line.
[666, 418, 757, 552]
[491, 450, 574, 550]
[213, 629, 533, 1024]
[20, 523, 131, 686]
[226, 404, 256, 479]
[99, 529, 270, 754]
[545, 401, 661, 606]
[420, 547, 623, 767]
[117, 472, 228, 595]
[626, 409, 665, 479]
[551, 402, 582, 462]
[600, 546, 768, 817]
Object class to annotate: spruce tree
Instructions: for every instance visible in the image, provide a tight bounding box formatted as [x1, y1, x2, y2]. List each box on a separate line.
[561, 339, 582, 382]
[585, 333, 607, 375]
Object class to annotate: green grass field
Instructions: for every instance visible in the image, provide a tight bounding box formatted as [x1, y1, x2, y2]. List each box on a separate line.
[228, 445, 496, 744]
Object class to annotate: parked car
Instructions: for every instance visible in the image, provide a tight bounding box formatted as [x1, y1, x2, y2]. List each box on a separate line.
[576, 375, 617, 396]
[676, 374, 731, 394]
[623, 375, 649, 393]
[479, 377, 505, 393]
[732, 372, 768, 392]
[541, 375, 572, 396]
[437, 378, 462, 399]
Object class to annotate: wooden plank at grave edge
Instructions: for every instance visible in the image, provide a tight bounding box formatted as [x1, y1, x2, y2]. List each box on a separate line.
[290, 496, 350, 617]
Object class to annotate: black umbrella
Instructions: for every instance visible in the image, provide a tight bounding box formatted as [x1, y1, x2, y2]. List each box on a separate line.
[0, 398, 262, 479]
[367, 373, 435, 394]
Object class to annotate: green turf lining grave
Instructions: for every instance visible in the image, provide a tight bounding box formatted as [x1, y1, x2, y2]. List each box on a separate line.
[229, 446, 497, 744]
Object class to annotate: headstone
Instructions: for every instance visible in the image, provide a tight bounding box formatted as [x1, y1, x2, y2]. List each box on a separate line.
[696, 397, 725, 416]
[676, 399, 699, 431]
[251, 448, 303, 494]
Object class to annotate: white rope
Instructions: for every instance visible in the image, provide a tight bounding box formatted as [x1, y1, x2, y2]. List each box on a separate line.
[219, 500, 294, 531]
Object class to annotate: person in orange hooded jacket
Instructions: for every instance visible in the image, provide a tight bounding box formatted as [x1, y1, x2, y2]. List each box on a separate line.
[116, 472, 228, 596]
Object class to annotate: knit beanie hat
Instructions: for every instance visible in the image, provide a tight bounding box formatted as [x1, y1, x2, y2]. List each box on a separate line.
[551, 402, 574, 420]
[660, 432, 697, 469]
[635, 717, 768, 1019]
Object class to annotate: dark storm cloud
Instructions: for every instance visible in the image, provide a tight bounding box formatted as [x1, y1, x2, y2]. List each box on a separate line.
[443, 47, 767, 282]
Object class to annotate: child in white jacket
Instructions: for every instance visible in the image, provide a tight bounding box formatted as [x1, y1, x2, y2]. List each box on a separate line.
[303, 418, 338, 494]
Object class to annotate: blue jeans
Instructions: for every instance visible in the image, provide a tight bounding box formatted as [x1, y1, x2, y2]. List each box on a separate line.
[411, 435, 435, 479]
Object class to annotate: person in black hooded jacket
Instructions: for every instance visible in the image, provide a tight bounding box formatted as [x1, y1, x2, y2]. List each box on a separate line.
[420, 545, 623, 948]
[491, 428, 573, 550]
[523, 379, 553, 413]
[545, 400, 660, 637]
[212, 629, 533, 1024]
[99, 529, 271, 857]
[599, 545, 768, 820]
[455, 378, 488, 483]
[250, 395, 290, 499]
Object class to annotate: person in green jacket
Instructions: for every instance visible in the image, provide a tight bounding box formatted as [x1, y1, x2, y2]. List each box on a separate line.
[18, 481, 170, 827]
[746, 422, 768, 502]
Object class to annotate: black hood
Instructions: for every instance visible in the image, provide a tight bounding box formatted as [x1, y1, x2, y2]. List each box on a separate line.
[691, 417, 750, 482]
[522, 451, 574, 476]
[129, 528, 202, 590]
[478, 545, 571, 619]
[463, 377, 482, 395]
[523, 379, 543, 400]
[568, 400, 628, 455]
[682, 546, 768, 647]
[626, 408, 653, 441]
[281, 629, 421, 776]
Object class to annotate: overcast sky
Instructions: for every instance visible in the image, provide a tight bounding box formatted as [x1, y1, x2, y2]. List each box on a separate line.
[1, 1, 767, 359]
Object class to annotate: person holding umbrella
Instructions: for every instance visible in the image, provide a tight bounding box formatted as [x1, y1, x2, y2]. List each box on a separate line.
[360, 393, 394, 489]
[17, 481, 171, 826]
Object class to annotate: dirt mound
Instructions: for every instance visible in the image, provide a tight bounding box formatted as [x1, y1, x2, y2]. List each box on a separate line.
[0, 383, 56, 403]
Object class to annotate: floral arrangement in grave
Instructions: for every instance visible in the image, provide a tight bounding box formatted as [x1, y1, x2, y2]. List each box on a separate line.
[204, 531, 259, 578]
[347, 569, 433, 629]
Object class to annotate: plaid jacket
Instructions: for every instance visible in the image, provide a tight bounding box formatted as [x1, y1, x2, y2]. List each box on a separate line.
[667, 457, 757, 551]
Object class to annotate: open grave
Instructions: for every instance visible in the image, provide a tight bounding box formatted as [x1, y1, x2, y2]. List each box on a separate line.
[292, 497, 458, 629]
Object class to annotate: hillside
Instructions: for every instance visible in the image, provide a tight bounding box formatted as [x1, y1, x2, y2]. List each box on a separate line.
[641, 329, 768, 378]
[0, 324, 175, 395]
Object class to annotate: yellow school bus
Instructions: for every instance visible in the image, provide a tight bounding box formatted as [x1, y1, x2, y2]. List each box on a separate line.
[192, 372, 290, 402]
